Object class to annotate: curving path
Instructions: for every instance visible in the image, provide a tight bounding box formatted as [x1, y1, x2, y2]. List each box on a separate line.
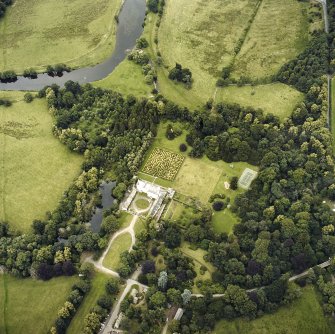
[87, 214, 138, 277]
[191, 259, 332, 299]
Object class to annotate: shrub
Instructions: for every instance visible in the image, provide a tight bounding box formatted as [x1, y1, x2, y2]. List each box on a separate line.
[212, 201, 225, 211]
[179, 143, 187, 152]
[136, 37, 149, 49]
[230, 176, 238, 190]
[24, 92, 33, 103]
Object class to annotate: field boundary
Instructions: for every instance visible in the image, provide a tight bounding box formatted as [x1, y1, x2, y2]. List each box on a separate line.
[230, 0, 263, 69]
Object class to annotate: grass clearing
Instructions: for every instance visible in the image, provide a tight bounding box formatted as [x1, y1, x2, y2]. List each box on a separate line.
[232, 0, 309, 80]
[181, 242, 215, 293]
[93, 59, 153, 97]
[213, 286, 335, 334]
[103, 233, 132, 270]
[216, 83, 304, 119]
[0, 0, 122, 73]
[0, 91, 83, 232]
[134, 217, 146, 236]
[67, 272, 110, 334]
[0, 274, 77, 334]
[119, 211, 134, 229]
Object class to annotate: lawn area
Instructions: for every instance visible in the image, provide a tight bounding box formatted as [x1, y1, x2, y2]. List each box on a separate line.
[232, 0, 309, 80]
[212, 209, 240, 235]
[119, 211, 134, 229]
[67, 272, 110, 334]
[213, 286, 335, 334]
[216, 83, 304, 120]
[103, 233, 132, 270]
[0, 91, 83, 232]
[0, 274, 77, 334]
[134, 217, 146, 236]
[93, 59, 153, 97]
[0, 0, 122, 73]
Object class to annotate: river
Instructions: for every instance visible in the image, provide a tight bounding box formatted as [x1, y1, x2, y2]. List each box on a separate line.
[0, 0, 146, 91]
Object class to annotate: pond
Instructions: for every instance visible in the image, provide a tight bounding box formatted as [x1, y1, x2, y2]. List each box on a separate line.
[0, 0, 146, 91]
[89, 181, 116, 233]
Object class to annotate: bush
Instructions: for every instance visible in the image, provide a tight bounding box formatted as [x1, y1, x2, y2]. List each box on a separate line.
[136, 37, 149, 49]
[179, 143, 187, 152]
[24, 92, 33, 103]
[230, 176, 238, 190]
[212, 201, 225, 211]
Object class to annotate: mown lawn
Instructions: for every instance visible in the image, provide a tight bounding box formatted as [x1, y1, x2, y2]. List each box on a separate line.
[0, 91, 83, 232]
[0, 274, 77, 334]
[213, 286, 335, 334]
[0, 0, 122, 72]
[232, 0, 309, 80]
[103, 233, 132, 270]
[216, 83, 304, 120]
[67, 272, 110, 334]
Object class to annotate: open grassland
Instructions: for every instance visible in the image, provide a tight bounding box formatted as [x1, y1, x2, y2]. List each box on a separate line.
[93, 59, 153, 97]
[67, 272, 110, 334]
[103, 233, 132, 270]
[216, 83, 304, 120]
[0, 0, 121, 72]
[213, 286, 335, 334]
[232, 0, 309, 80]
[0, 92, 83, 232]
[0, 275, 77, 334]
[156, 0, 259, 108]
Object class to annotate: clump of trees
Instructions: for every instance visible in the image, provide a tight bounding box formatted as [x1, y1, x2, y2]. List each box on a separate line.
[46, 64, 71, 76]
[23, 68, 37, 79]
[168, 63, 192, 88]
[0, 70, 17, 82]
[0, 0, 12, 18]
[0, 98, 11, 107]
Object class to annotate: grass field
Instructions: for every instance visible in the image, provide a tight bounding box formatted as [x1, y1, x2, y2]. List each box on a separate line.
[93, 59, 153, 97]
[0, 92, 83, 232]
[103, 233, 132, 270]
[67, 272, 110, 334]
[157, 0, 259, 106]
[213, 286, 335, 334]
[0, 274, 77, 334]
[232, 0, 309, 80]
[0, 0, 122, 73]
[216, 83, 304, 119]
